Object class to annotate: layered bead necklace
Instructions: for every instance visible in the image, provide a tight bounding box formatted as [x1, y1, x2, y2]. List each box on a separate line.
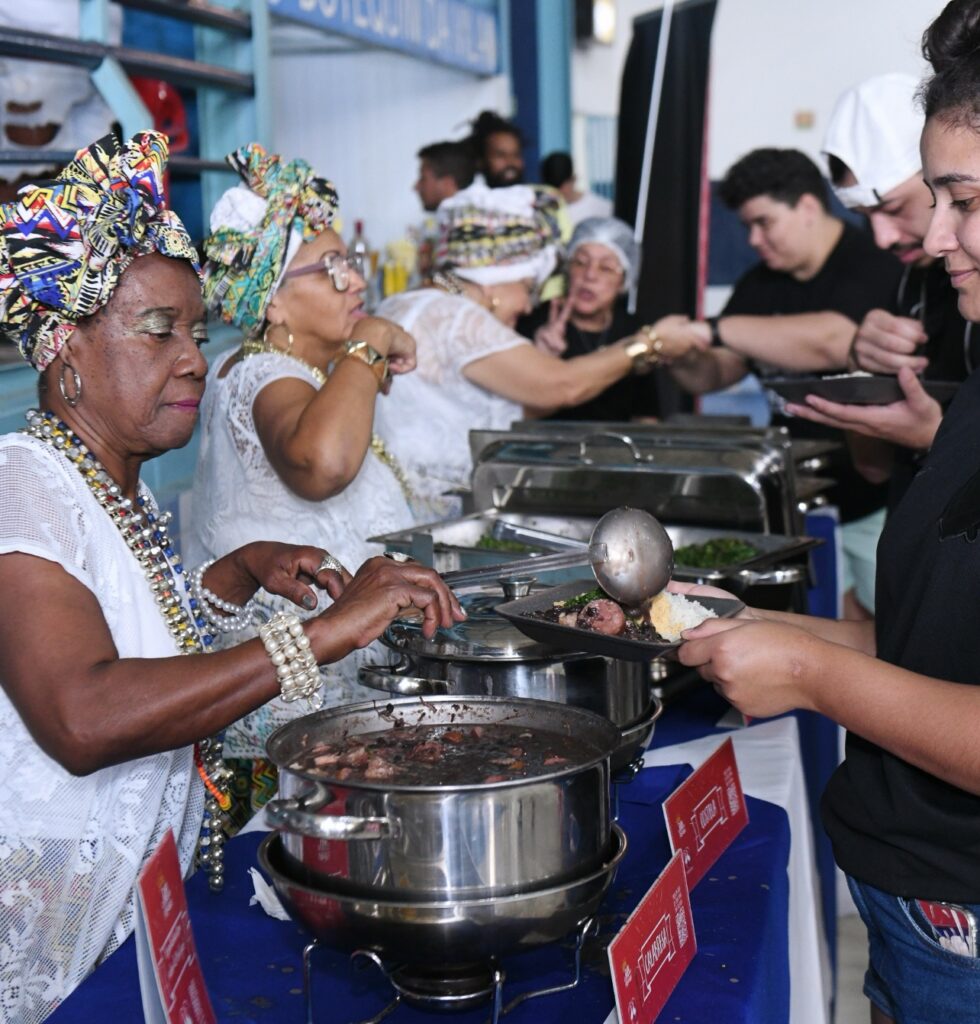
[23, 409, 231, 892]
[241, 339, 416, 505]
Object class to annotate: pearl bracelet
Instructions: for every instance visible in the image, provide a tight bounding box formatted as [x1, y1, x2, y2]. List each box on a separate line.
[259, 611, 322, 706]
[188, 559, 257, 634]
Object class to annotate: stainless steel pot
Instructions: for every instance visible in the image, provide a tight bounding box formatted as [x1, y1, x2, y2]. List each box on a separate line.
[258, 825, 627, 964]
[358, 656, 661, 773]
[264, 695, 621, 901]
[362, 587, 660, 771]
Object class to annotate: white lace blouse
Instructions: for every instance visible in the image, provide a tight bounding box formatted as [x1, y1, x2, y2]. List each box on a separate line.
[374, 289, 527, 521]
[188, 351, 415, 755]
[0, 434, 204, 1024]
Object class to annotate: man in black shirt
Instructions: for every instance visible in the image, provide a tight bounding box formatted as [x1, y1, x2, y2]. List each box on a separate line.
[789, 74, 975, 498]
[666, 148, 902, 614]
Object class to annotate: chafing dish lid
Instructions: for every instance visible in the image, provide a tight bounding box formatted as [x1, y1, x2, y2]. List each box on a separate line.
[384, 588, 580, 662]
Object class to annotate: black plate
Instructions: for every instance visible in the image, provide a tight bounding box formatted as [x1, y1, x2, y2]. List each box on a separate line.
[495, 580, 744, 662]
[766, 374, 960, 407]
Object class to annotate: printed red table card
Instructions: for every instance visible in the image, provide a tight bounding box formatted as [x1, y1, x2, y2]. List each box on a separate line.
[662, 736, 749, 889]
[607, 850, 696, 1024]
[135, 829, 217, 1024]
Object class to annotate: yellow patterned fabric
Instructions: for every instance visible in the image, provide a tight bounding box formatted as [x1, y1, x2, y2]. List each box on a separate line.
[202, 143, 339, 333]
[0, 131, 199, 370]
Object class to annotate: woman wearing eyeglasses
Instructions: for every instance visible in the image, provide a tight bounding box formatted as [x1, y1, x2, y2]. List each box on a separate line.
[524, 216, 711, 422]
[188, 144, 418, 780]
[374, 184, 665, 521]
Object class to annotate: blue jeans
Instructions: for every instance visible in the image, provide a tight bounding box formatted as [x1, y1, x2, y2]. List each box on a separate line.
[847, 875, 980, 1022]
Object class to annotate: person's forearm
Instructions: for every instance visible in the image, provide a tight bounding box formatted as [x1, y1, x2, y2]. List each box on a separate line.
[668, 348, 745, 394]
[752, 606, 876, 654]
[804, 645, 980, 795]
[264, 361, 380, 499]
[716, 312, 855, 370]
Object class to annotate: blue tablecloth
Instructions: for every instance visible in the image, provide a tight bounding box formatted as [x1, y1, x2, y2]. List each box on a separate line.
[650, 683, 839, 977]
[51, 766, 790, 1024]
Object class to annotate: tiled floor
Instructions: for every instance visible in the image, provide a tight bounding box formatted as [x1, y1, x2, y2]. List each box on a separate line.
[835, 913, 870, 1024]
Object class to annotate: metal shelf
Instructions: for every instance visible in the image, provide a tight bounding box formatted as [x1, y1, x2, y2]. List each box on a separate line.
[111, 0, 252, 36]
[0, 27, 253, 93]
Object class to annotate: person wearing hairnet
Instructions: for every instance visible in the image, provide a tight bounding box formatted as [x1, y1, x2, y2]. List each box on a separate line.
[522, 215, 708, 420]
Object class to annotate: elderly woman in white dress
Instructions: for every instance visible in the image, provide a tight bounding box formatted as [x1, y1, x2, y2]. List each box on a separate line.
[374, 181, 664, 520]
[0, 131, 461, 1023]
[189, 144, 420, 776]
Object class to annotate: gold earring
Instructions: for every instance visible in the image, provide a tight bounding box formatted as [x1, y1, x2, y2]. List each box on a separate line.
[263, 322, 294, 354]
[59, 363, 82, 407]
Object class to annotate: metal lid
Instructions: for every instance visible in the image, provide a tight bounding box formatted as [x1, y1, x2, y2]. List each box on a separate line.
[383, 586, 573, 662]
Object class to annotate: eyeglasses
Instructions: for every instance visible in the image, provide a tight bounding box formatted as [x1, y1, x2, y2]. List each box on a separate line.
[568, 255, 624, 280]
[282, 251, 365, 292]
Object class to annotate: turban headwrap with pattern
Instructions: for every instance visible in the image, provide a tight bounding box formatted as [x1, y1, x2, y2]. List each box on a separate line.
[435, 180, 562, 288]
[0, 131, 200, 370]
[202, 143, 339, 334]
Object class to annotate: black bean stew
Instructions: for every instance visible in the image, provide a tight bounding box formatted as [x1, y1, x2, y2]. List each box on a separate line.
[289, 723, 601, 785]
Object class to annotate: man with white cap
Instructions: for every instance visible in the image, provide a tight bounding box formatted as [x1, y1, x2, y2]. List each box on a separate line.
[788, 73, 971, 468]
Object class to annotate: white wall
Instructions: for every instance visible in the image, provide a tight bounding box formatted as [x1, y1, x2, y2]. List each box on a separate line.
[269, 22, 509, 252]
[572, 0, 945, 178]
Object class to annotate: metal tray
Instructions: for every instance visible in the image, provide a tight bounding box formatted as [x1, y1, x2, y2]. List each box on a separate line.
[495, 580, 744, 662]
[766, 374, 960, 407]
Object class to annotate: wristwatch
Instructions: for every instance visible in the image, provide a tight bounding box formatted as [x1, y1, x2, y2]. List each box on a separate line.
[343, 339, 391, 394]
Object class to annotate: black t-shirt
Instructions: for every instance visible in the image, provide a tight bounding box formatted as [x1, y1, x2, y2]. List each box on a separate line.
[722, 222, 903, 523]
[518, 301, 660, 421]
[888, 261, 974, 508]
[821, 365, 980, 901]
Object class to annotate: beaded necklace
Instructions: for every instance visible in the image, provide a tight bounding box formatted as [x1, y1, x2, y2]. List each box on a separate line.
[23, 409, 231, 891]
[242, 340, 416, 505]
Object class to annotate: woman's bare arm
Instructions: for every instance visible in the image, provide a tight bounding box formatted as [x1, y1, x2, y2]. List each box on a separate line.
[0, 553, 461, 775]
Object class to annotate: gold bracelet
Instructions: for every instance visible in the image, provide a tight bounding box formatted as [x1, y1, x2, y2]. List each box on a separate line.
[343, 339, 392, 394]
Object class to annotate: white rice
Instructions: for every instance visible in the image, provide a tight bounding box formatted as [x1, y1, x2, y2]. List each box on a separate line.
[648, 591, 718, 642]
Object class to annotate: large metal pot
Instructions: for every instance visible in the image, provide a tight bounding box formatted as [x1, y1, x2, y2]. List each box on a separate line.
[258, 825, 627, 964]
[360, 587, 660, 771]
[264, 695, 621, 902]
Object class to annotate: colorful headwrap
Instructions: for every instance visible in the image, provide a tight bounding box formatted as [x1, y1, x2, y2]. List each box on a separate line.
[435, 180, 562, 287]
[0, 131, 199, 370]
[202, 143, 339, 333]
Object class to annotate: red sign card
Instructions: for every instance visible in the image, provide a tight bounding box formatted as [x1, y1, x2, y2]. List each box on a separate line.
[662, 737, 749, 889]
[135, 829, 216, 1024]
[608, 851, 696, 1024]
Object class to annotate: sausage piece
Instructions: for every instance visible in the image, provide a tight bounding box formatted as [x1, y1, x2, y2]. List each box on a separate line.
[577, 599, 627, 635]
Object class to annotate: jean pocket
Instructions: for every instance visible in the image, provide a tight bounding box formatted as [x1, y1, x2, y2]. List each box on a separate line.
[899, 898, 980, 970]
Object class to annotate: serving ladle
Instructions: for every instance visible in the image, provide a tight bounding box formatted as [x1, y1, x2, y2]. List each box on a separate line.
[435, 507, 675, 606]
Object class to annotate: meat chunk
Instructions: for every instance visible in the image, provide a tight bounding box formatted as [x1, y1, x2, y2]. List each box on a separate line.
[576, 599, 627, 636]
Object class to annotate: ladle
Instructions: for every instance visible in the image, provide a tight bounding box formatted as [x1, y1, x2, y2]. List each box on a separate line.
[434, 507, 674, 606]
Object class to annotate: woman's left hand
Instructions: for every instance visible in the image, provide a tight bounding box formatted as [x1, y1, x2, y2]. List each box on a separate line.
[677, 616, 823, 717]
[207, 542, 352, 612]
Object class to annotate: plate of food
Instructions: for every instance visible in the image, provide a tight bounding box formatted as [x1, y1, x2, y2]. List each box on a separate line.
[766, 373, 960, 407]
[495, 580, 744, 662]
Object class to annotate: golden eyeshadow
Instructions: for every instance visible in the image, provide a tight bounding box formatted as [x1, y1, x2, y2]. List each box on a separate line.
[134, 310, 176, 333]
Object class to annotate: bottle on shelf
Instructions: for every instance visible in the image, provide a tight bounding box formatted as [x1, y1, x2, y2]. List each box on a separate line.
[349, 219, 378, 311]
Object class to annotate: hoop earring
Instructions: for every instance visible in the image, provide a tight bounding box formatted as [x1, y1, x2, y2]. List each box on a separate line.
[263, 322, 294, 355]
[59, 364, 82, 407]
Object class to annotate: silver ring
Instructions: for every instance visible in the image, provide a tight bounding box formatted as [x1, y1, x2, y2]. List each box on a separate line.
[383, 550, 413, 563]
[316, 552, 344, 575]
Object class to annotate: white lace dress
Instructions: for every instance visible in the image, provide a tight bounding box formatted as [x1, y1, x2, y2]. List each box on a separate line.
[0, 434, 204, 1024]
[374, 290, 527, 521]
[188, 351, 414, 756]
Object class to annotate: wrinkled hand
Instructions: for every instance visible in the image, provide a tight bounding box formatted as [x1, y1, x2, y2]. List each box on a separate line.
[649, 315, 712, 363]
[785, 366, 943, 451]
[208, 542, 351, 612]
[533, 295, 575, 356]
[312, 556, 466, 660]
[355, 316, 417, 375]
[851, 309, 928, 374]
[677, 616, 822, 717]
